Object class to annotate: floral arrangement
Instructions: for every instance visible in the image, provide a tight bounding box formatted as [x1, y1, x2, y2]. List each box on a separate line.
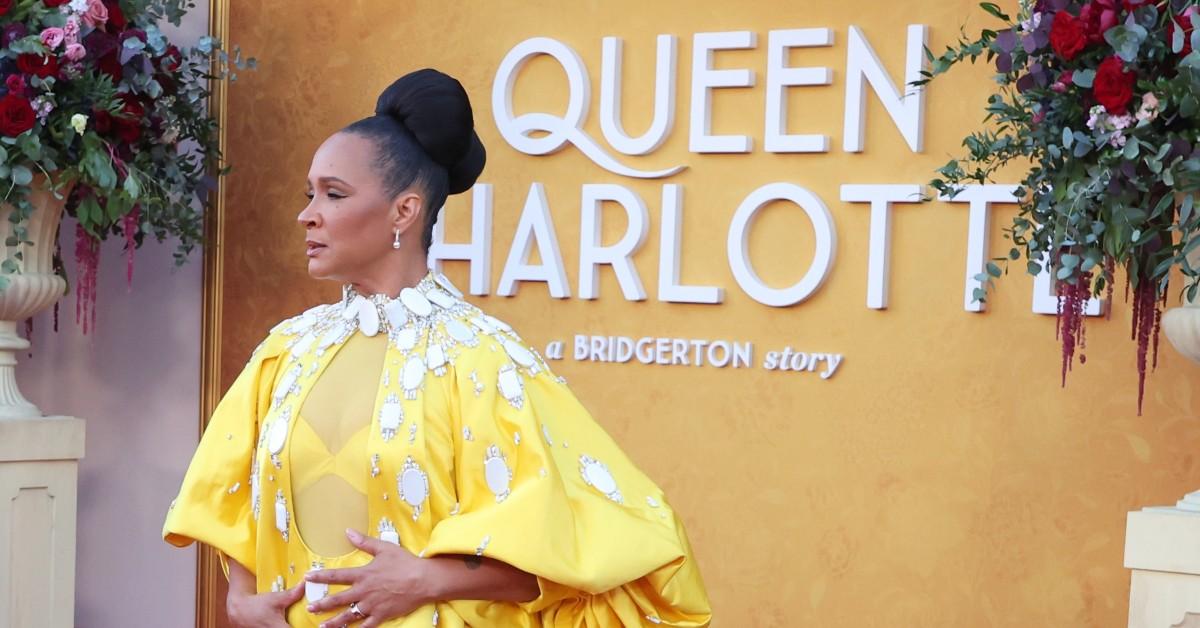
[921, 0, 1200, 413]
[0, 0, 252, 331]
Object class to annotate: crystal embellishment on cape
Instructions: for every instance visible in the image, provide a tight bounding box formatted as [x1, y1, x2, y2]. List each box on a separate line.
[580, 455, 623, 504]
[402, 355, 426, 400]
[400, 287, 433, 317]
[378, 517, 400, 545]
[484, 444, 513, 503]
[379, 394, 403, 441]
[305, 560, 327, 603]
[274, 489, 290, 540]
[398, 456, 430, 521]
[497, 363, 524, 409]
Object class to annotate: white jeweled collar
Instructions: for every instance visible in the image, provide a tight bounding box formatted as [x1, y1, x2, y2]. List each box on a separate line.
[339, 270, 465, 337]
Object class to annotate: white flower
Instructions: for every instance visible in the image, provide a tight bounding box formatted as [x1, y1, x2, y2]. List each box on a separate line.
[70, 113, 87, 134]
[68, 0, 89, 13]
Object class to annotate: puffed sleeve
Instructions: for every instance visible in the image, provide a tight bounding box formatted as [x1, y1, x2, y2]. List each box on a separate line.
[162, 329, 288, 576]
[424, 332, 712, 627]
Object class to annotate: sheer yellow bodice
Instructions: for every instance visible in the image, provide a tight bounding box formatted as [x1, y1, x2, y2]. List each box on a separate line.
[290, 331, 387, 557]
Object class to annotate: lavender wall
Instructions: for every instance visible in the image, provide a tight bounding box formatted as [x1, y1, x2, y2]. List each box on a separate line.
[15, 7, 211, 627]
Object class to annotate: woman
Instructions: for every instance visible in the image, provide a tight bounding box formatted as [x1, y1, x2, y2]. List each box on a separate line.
[163, 68, 711, 627]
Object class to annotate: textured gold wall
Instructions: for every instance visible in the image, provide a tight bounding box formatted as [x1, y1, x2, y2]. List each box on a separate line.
[213, 1, 1200, 625]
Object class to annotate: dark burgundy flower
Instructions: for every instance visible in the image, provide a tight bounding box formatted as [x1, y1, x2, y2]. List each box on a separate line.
[0, 0, 13, 16]
[97, 51, 122, 80]
[5, 75, 26, 98]
[42, 0, 70, 6]
[1050, 11, 1088, 60]
[1094, 56, 1135, 113]
[16, 53, 59, 79]
[0, 94, 35, 136]
[2, 23, 27, 48]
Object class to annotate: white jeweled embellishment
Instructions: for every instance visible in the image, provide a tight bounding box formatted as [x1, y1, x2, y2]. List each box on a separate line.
[250, 458, 262, 520]
[378, 517, 400, 545]
[514, 432, 521, 446]
[397, 456, 430, 521]
[271, 575, 285, 592]
[408, 423, 418, 444]
[449, 501, 460, 515]
[379, 394, 404, 441]
[469, 316, 495, 335]
[370, 454, 381, 478]
[384, 299, 408, 330]
[497, 364, 524, 409]
[434, 271, 464, 298]
[272, 365, 303, 408]
[541, 424, 554, 446]
[433, 607, 440, 626]
[317, 321, 348, 355]
[305, 560, 327, 603]
[485, 314, 513, 334]
[289, 332, 316, 360]
[445, 319, 477, 346]
[358, 297, 381, 337]
[469, 370, 484, 396]
[580, 455, 623, 504]
[475, 535, 491, 556]
[503, 338, 536, 369]
[287, 311, 318, 335]
[227, 482, 240, 494]
[484, 444, 513, 502]
[646, 496, 660, 508]
[426, 289, 457, 310]
[402, 355, 426, 400]
[395, 327, 419, 352]
[462, 426, 474, 441]
[426, 343, 447, 376]
[647, 615, 663, 624]
[267, 407, 292, 469]
[342, 296, 364, 320]
[400, 287, 433, 318]
[274, 489, 290, 540]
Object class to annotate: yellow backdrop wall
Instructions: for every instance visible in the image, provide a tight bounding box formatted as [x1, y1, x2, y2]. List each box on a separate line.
[216, 1, 1200, 625]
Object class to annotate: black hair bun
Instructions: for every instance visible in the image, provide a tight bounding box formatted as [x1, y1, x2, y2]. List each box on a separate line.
[375, 68, 486, 194]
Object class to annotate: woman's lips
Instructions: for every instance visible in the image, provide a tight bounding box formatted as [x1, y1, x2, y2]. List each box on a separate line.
[306, 242, 326, 257]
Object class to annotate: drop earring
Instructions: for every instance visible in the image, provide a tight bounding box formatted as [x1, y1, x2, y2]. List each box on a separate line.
[392, 229, 401, 250]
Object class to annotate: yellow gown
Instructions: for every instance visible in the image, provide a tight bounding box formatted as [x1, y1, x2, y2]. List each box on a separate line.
[162, 270, 712, 627]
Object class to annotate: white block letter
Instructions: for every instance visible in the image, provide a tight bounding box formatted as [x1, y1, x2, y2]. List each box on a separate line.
[939, 185, 1019, 312]
[839, 184, 923, 309]
[659, 184, 723, 304]
[497, 183, 571, 298]
[690, 31, 757, 153]
[843, 25, 928, 153]
[728, 183, 837, 307]
[428, 184, 493, 295]
[579, 184, 650, 300]
[600, 35, 678, 155]
[765, 28, 833, 153]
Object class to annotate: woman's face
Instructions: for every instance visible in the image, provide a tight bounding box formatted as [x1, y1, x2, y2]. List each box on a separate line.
[297, 132, 410, 284]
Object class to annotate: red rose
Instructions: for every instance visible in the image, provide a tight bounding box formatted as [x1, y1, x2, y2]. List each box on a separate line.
[1050, 11, 1088, 60]
[1124, 0, 1150, 10]
[42, 0, 70, 6]
[92, 108, 112, 134]
[0, 0, 13, 16]
[1079, 1, 1120, 44]
[4, 75, 26, 98]
[114, 93, 144, 143]
[104, 0, 127, 30]
[97, 51, 122, 80]
[1094, 56, 1135, 113]
[16, 53, 58, 79]
[0, 94, 35, 137]
[1171, 6, 1200, 55]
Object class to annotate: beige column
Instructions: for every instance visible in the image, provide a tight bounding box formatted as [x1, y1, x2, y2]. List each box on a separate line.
[0, 416, 85, 628]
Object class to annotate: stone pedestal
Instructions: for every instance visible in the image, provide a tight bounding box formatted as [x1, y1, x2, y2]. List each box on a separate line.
[0, 416, 85, 628]
[1126, 501, 1200, 627]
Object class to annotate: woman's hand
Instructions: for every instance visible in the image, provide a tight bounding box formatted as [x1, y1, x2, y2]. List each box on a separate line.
[305, 528, 435, 628]
[226, 582, 305, 628]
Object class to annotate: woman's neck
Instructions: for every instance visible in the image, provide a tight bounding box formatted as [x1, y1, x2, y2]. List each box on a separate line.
[348, 261, 429, 299]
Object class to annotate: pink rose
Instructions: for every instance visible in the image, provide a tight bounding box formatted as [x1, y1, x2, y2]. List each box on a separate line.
[62, 17, 79, 45]
[64, 43, 85, 61]
[82, 0, 108, 28]
[39, 27, 64, 50]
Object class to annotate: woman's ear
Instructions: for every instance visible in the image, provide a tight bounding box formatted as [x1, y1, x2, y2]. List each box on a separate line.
[392, 191, 424, 233]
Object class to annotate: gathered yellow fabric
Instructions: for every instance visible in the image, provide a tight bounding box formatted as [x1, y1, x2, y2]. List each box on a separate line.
[163, 271, 712, 627]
